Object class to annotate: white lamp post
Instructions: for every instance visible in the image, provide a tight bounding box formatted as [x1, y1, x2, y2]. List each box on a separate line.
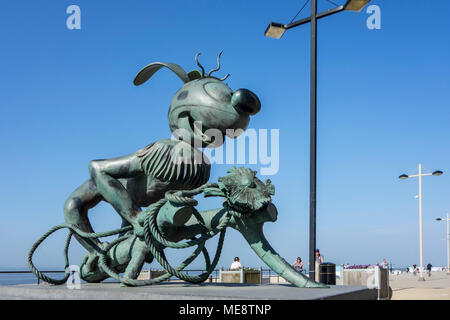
[399, 164, 443, 281]
[436, 213, 450, 275]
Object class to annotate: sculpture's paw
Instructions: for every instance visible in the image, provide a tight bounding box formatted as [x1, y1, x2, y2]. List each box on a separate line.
[80, 242, 110, 282]
[120, 281, 134, 287]
[305, 281, 329, 288]
[81, 269, 106, 283]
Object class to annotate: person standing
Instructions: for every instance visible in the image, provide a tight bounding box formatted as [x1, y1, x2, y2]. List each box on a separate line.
[292, 257, 304, 273]
[314, 249, 324, 282]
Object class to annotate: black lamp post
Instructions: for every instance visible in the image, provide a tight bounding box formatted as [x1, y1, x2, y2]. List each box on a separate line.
[264, 0, 370, 280]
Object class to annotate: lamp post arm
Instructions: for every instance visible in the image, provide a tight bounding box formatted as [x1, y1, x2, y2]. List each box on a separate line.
[407, 173, 433, 179]
[284, 16, 311, 30]
[317, 5, 345, 19]
[421, 173, 433, 177]
[284, 6, 345, 30]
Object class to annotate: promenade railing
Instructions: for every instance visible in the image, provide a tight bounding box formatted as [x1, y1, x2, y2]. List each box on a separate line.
[0, 268, 285, 285]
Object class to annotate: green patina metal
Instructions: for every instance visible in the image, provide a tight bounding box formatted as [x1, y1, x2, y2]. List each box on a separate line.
[28, 53, 326, 288]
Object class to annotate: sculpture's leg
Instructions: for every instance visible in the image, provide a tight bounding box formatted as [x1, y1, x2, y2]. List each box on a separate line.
[120, 237, 154, 286]
[64, 179, 103, 253]
[159, 206, 327, 288]
[119, 218, 133, 237]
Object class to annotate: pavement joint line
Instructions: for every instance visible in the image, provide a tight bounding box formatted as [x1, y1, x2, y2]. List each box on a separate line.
[392, 287, 415, 292]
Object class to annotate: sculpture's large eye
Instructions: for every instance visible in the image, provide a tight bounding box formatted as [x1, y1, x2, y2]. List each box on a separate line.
[204, 82, 232, 103]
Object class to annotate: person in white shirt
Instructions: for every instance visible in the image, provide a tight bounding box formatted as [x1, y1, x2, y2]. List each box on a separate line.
[230, 257, 243, 269]
[314, 249, 324, 282]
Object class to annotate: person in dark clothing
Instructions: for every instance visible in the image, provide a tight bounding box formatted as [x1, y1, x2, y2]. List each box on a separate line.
[426, 263, 432, 277]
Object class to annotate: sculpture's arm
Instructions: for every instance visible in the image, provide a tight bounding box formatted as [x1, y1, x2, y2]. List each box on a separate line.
[89, 154, 143, 227]
[153, 204, 325, 288]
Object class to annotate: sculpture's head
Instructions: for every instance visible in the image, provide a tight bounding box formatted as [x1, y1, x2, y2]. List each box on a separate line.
[134, 52, 261, 148]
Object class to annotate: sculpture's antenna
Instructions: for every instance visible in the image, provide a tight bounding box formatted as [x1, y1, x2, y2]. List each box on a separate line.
[195, 53, 205, 77]
[207, 50, 223, 76]
[219, 74, 230, 81]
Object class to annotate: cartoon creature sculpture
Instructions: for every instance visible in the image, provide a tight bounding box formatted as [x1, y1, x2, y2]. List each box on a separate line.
[28, 53, 325, 288]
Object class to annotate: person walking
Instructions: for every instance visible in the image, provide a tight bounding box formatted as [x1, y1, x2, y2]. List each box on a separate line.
[426, 263, 432, 277]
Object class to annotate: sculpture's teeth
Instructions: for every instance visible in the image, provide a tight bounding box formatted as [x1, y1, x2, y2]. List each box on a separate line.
[193, 121, 212, 143]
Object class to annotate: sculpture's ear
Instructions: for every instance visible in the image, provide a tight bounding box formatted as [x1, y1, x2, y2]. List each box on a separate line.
[134, 62, 190, 86]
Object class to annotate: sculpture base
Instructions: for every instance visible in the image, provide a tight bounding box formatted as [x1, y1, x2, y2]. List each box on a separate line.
[0, 282, 377, 300]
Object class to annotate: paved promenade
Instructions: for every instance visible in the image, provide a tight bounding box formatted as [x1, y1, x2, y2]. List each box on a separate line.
[390, 271, 450, 300]
[0, 282, 377, 300]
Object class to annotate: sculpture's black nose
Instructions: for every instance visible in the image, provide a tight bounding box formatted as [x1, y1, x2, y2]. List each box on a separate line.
[231, 89, 261, 115]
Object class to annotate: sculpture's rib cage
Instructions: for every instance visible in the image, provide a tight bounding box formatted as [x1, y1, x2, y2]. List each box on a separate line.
[136, 139, 210, 189]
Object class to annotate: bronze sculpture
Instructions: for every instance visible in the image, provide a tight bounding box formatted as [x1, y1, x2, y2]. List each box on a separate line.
[28, 53, 325, 288]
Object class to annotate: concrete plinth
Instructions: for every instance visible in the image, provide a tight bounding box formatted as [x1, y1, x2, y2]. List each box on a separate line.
[0, 282, 377, 300]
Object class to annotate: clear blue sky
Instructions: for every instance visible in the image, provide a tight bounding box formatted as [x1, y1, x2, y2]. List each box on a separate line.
[1, 0, 449, 271]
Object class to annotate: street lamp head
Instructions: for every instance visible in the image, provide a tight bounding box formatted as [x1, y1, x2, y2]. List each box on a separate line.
[264, 22, 286, 39]
[436, 218, 442, 221]
[432, 170, 443, 177]
[344, 0, 371, 12]
[399, 174, 409, 180]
